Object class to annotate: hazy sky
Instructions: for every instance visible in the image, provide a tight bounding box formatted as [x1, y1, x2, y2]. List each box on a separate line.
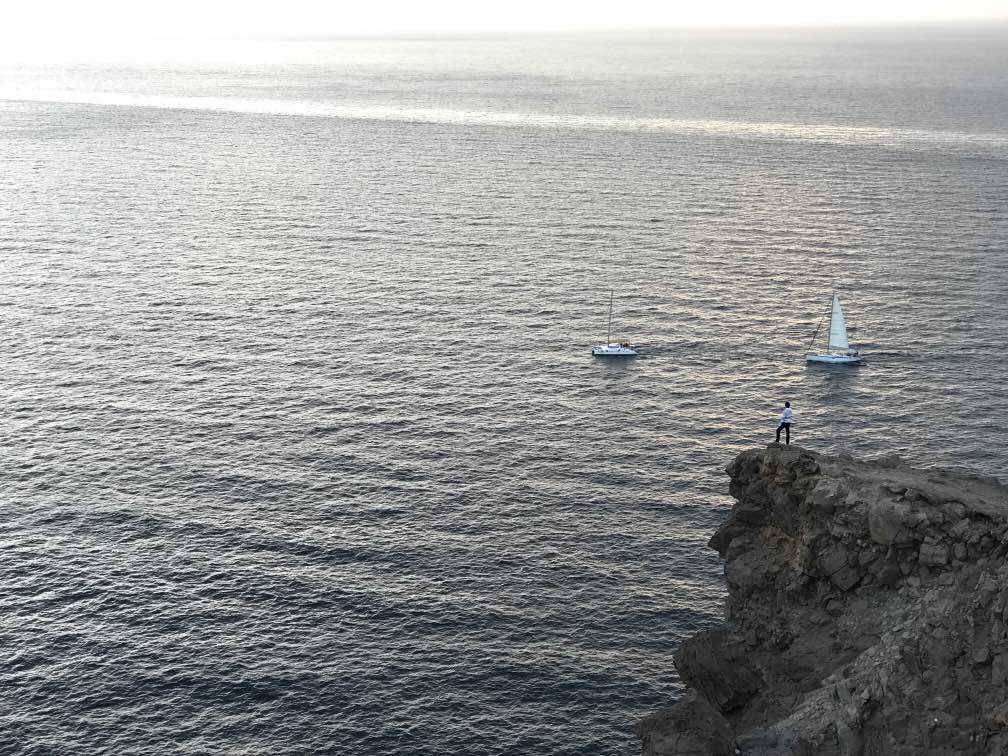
[4, 0, 1007, 40]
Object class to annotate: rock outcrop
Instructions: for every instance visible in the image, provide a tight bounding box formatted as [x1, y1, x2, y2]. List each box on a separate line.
[638, 445, 1008, 755]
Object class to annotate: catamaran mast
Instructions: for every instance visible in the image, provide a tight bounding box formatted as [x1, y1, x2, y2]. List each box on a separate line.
[606, 290, 614, 344]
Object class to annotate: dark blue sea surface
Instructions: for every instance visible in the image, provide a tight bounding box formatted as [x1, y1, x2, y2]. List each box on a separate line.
[1, 27, 1007, 755]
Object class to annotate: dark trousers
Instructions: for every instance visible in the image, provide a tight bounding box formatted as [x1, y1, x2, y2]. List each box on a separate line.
[776, 423, 791, 444]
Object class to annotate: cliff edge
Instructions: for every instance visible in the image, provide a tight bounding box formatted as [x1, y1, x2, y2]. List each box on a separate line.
[638, 445, 1008, 755]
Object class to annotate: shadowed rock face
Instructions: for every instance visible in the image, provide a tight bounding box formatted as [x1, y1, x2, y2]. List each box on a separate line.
[637, 445, 1008, 756]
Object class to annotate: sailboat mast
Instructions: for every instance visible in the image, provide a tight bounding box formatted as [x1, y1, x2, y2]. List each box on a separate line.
[808, 306, 826, 354]
[826, 293, 835, 352]
[606, 290, 614, 344]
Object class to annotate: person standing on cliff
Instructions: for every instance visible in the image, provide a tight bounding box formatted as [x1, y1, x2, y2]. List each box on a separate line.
[776, 401, 794, 445]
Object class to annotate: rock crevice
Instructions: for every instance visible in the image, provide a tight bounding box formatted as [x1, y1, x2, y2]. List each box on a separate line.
[638, 445, 1008, 755]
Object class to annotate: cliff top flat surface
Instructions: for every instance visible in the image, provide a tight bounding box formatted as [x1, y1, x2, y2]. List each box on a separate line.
[812, 447, 1007, 520]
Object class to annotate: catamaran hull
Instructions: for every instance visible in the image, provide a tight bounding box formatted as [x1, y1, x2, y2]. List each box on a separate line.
[592, 345, 638, 356]
[806, 353, 862, 365]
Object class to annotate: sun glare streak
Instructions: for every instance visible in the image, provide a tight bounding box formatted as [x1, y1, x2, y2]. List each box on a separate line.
[2, 90, 1005, 153]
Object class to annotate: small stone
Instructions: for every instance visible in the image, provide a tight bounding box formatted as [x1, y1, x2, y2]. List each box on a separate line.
[733, 727, 780, 752]
[993, 653, 1008, 686]
[734, 500, 767, 525]
[931, 710, 956, 727]
[836, 566, 863, 591]
[947, 501, 968, 520]
[992, 619, 1005, 642]
[951, 518, 972, 538]
[869, 499, 911, 545]
[976, 572, 999, 606]
[989, 700, 1008, 725]
[808, 478, 842, 514]
[819, 544, 851, 576]
[876, 564, 902, 587]
[919, 543, 949, 567]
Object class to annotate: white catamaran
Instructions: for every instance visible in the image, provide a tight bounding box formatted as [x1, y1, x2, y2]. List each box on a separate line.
[806, 293, 863, 365]
[591, 291, 637, 357]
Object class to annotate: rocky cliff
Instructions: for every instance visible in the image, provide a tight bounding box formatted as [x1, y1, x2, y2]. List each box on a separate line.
[638, 445, 1008, 755]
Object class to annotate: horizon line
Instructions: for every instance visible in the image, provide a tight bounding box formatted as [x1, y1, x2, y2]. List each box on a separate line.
[3, 18, 1008, 44]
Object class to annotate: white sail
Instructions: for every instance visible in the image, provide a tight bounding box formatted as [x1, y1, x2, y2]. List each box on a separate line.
[827, 294, 849, 351]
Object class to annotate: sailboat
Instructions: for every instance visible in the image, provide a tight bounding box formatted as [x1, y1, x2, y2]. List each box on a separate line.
[591, 291, 637, 357]
[806, 293, 863, 364]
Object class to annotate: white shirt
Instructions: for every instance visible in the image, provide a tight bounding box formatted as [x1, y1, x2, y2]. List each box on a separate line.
[780, 407, 794, 424]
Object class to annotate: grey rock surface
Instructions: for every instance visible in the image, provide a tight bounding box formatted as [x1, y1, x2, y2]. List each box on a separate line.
[637, 690, 734, 756]
[639, 445, 1008, 755]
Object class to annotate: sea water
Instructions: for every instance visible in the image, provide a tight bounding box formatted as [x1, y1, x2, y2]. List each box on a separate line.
[1, 27, 1006, 755]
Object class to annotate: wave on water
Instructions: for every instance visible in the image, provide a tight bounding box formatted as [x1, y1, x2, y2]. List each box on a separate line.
[3, 89, 1007, 153]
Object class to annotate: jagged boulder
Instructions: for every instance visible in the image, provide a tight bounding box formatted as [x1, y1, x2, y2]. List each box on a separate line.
[637, 691, 734, 756]
[674, 629, 761, 712]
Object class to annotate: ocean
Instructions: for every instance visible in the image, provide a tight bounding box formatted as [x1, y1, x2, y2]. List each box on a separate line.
[1, 26, 1006, 755]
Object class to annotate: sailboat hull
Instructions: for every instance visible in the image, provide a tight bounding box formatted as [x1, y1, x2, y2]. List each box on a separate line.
[806, 353, 862, 365]
[806, 294, 863, 364]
